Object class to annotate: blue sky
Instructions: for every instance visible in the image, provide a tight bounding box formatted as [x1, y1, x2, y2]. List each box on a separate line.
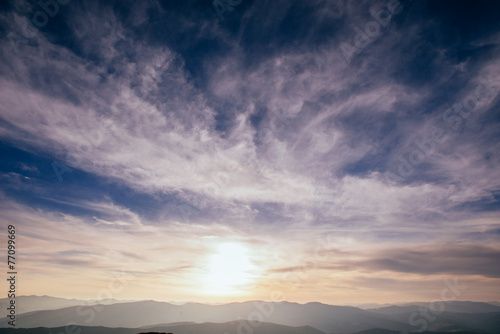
[0, 0, 499, 304]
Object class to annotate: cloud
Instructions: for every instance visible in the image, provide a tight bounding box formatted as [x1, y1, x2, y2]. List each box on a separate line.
[0, 0, 499, 303]
[358, 244, 500, 278]
[268, 243, 500, 278]
[1, 0, 499, 226]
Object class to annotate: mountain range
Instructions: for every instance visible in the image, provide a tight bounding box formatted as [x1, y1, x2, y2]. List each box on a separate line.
[1, 297, 499, 334]
[0, 296, 132, 315]
[0, 323, 486, 334]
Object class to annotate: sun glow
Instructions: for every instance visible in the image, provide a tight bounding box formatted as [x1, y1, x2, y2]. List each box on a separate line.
[203, 242, 256, 295]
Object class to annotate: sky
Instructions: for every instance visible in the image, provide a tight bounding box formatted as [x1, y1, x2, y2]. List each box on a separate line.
[0, 0, 499, 306]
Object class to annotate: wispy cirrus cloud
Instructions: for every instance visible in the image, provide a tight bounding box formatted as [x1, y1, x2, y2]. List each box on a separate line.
[0, 0, 499, 303]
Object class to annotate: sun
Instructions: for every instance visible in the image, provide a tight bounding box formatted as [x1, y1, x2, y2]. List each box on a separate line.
[203, 242, 256, 295]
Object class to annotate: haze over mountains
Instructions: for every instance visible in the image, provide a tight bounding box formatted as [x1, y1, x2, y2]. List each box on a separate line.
[2, 297, 500, 334]
[0, 324, 485, 334]
[0, 296, 132, 315]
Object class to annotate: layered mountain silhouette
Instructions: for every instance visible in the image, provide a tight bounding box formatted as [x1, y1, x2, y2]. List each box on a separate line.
[369, 301, 500, 314]
[0, 295, 131, 315]
[1, 297, 499, 334]
[0, 321, 325, 334]
[0, 323, 485, 334]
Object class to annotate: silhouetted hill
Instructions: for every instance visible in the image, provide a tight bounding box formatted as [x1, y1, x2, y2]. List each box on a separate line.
[403, 301, 500, 313]
[0, 321, 325, 334]
[368, 305, 422, 315]
[0, 295, 131, 315]
[366, 306, 500, 333]
[1, 300, 499, 333]
[353, 330, 480, 334]
[0, 300, 412, 333]
[369, 301, 500, 314]
[0, 324, 484, 334]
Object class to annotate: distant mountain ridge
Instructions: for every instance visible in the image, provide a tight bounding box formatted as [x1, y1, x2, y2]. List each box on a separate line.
[0, 295, 133, 315]
[0, 300, 413, 333]
[369, 301, 500, 315]
[0, 321, 325, 334]
[1, 297, 499, 333]
[0, 323, 485, 334]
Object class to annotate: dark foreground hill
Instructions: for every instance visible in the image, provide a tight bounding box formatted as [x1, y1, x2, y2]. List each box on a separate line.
[353, 330, 480, 334]
[0, 321, 325, 334]
[0, 301, 412, 333]
[1, 300, 499, 333]
[0, 323, 483, 334]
